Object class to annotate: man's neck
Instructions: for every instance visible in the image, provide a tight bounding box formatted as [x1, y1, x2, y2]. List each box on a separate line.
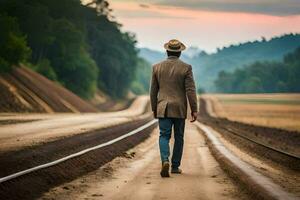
[168, 56, 179, 59]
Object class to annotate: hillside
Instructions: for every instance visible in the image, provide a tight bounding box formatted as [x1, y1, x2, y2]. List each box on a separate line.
[192, 33, 300, 91]
[139, 34, 300, 92]
[138, 48, 166, 65]
[0, 66, 98, 113]
[0, 0, 139, 99]
[215, 47, 300, 93]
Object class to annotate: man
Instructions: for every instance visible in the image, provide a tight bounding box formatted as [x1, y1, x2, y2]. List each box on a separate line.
[150, 39, 198, 178]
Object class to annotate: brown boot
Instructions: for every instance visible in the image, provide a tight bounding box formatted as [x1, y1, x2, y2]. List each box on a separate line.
[160, 161, 170, 177]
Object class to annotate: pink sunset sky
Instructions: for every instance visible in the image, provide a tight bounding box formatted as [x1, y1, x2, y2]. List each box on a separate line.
[108, 0, 300, 52]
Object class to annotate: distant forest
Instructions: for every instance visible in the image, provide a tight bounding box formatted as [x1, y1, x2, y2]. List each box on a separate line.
[189, 34, 300, 92]
[0, 0, 149, 99]
[139, 34, 300, 94]
[215, 47, 300, 93]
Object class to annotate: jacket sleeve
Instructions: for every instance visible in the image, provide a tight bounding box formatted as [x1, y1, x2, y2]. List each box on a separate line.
[185, 65, 198, 113]
[149, 66, 159, 112]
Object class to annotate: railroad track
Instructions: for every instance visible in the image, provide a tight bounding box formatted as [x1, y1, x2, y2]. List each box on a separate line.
[1, 97, 299, 200]
[0, 119, 157, 184]
[0, 118, 157, 200]
[214, 123, 300, 159]
[196, 121, 299, 200]
[199, 98, 300, 166]
[197, 97, 300, 199]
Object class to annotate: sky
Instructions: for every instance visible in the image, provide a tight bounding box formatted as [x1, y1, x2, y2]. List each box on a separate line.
[109, 0, 300, 52]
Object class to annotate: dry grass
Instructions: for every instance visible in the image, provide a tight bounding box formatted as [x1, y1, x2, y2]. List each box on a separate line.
[202, 94, 300, 132]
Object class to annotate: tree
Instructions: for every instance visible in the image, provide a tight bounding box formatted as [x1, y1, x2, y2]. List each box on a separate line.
[31, 58, 57, 81]
[130, 57, 151, 94]
[0, 14, 31, 72]
[214, 47, 300, 93]
[85, 13, 139, 98]
[197, 87, 206, 94]
[48, 19, 98, 98]
[83, 0, 113, 18]
[285, 48, 300, 92]
[215, 71, 233, 93]
[241, 76, 263, 93]
[0, 0, 140, 99]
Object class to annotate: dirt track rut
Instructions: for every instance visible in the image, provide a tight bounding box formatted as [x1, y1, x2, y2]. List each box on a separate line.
[41, 124, 250, 200]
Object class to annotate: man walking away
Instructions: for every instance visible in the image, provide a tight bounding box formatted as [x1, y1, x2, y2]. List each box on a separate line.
[150, 39, 198, 178]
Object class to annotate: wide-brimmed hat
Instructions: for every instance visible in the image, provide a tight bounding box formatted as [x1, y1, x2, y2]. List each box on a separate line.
[164, 39, 186, 52]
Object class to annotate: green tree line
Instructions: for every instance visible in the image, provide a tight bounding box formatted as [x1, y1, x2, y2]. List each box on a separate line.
[130, 58, 151, 95]
[215, 47, 300, 93]
[195, 34, 300, 91]
[0, 0, 143, 99]
[139, 34, 300, 92]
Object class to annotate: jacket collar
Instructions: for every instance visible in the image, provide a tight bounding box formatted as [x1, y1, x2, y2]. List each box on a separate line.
[167, 56, 179, 60]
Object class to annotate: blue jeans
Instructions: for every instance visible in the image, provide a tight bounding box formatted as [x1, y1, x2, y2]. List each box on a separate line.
[158, 118, 185, 169]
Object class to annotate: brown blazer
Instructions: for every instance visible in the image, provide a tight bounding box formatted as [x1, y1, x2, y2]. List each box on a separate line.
[150, 56, 198, 119]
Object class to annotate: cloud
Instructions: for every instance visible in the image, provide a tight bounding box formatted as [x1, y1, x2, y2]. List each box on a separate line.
[115, 9, 192, 19]
[111, 2, 194, 19]
[114, 0, 300, 16]
[139, 4, 150, 9]
[111, 0, 300, 52]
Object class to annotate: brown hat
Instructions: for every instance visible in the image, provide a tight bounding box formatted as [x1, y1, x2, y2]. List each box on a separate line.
[164, 39, 186, 52]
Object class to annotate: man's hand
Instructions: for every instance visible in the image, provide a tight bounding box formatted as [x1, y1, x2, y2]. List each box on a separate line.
[190, 111, 198, 122]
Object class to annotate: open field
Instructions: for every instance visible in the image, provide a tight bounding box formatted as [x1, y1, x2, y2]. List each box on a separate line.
[202, 94, 300, 132]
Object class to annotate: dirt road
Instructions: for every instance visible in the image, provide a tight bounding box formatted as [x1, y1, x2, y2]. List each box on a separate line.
[40, 123, 250, 200]
[0, 96, 149, 152]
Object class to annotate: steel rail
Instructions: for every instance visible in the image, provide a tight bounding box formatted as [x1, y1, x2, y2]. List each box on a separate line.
[201, 97, 300, 160]
[215, 124, 300, 159]
[0, 119, 157, 184]
[195, 121, 298, 200]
